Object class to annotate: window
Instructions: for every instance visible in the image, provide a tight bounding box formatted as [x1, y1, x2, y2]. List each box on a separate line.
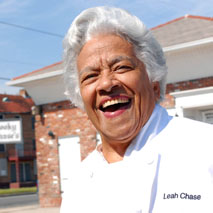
[0, 158, 8, 176]
[19, 163, 32, 182]
[10, 162, 32, 182]
[0, 144, 5, 152]
[0, 114, 3, 119]
[15, 143, 24, 156]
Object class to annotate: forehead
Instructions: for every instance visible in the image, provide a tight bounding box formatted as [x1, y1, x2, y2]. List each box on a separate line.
[77, 34, 136, 70]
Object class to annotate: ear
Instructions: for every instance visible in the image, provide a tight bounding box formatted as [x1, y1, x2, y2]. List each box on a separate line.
[152, 81, 160, 102]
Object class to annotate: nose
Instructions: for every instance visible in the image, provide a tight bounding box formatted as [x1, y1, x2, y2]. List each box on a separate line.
[96, 71, 118, 93]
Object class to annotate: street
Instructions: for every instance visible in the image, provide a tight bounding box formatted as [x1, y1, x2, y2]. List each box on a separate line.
[0, 193, 38, 209]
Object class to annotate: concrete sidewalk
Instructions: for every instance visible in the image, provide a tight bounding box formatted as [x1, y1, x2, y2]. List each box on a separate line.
[0, 205, 60, 213]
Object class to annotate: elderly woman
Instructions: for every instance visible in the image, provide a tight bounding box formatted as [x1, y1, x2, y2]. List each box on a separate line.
[61, 6, 213, 213]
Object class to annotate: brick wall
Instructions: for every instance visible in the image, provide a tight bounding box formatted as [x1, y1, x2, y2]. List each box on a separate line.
[35, 101, 97, 207]
[161, 76, 213, 108]
[166, 76, 213, 93]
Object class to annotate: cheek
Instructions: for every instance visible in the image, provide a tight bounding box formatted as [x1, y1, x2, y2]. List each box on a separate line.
[118, 71, 144, 93]
[119, 71, 154, 108]
[80, 85, 96, 109]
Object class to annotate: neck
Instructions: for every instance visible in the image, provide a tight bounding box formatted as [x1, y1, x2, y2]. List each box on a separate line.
[101, 139, 131, 163]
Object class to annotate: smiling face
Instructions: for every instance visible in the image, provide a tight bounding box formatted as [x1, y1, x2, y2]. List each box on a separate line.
[77, 34, 159, 147]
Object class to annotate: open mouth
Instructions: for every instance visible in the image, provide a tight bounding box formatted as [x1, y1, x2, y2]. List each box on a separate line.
[100, 97, 131, 112]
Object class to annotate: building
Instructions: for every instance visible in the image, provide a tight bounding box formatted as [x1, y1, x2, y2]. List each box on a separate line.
[6, 15, 213, 207]
[0, 90, 37, 188]
[152, 15, 213, 123]
[6, 63, 97, 206]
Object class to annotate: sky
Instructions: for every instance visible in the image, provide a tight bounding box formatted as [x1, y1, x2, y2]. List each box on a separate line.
[0, 0, 213, 94]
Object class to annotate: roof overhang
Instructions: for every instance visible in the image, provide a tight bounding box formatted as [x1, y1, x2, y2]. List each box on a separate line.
[6, 69, 67, 105]
[170, 87, 213, 109]
[163, 37, 213, 52]
[171, 86, 213, 97]
[7, 69, 63, 87]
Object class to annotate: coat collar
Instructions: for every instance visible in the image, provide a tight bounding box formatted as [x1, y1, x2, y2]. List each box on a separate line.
[125, 104, 172, 158]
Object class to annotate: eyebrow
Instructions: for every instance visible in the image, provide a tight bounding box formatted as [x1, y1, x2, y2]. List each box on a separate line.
[108, 56, 136, 67]
[79, 55, 136, 77]
[79, 66, 98, 78]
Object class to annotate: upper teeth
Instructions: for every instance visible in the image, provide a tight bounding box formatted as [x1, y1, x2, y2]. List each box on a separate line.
[102, 98, 129, 109]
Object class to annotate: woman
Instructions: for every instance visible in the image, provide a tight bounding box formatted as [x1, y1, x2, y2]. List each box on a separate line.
[61, 6, 213, 213]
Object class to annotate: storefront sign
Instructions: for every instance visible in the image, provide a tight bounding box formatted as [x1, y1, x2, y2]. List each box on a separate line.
[0, 119, 23, 144]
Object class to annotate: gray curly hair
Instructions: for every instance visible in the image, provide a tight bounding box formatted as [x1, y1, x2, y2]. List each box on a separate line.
[63, 6, 167, 109]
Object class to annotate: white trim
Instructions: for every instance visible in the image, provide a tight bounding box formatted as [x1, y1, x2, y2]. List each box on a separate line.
[6, 69, 63, 86]
[163, 37, 213, 52]
[170, 86, 213, 98]
[170, 87, 213, 109]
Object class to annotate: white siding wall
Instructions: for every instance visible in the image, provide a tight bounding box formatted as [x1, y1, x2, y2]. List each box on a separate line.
[165, 43, 213, 83]
[23, 76, 67, 105]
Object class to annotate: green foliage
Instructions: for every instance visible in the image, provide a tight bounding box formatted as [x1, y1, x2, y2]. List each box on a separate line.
[0, 187, 37, 196]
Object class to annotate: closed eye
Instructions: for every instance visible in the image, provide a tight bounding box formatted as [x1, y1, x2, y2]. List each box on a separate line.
[119, 65, 132, 70]
[81, 73, 98, 83]
[109, 56, 136, 72]
[115, 65, 133, 72]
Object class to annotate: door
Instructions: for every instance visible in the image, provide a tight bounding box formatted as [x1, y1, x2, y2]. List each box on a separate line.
[58, 135, 81, 195]
[19, 163, 32, 182]
[10, 163, 16, 182]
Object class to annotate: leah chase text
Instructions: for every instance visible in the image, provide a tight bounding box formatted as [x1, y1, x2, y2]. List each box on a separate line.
[163, 193, 201, 200]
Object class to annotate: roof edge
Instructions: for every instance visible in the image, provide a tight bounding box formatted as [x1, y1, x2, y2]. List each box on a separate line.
[7, 69, 63, 86]
[186, 14, 213, 21]
[151, 16, 185, 30]
[12, 61, 62, 81]
[151, 14, 213, 30]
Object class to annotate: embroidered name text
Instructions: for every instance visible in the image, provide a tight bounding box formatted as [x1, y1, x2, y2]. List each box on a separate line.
[163, 193, 178, 199]
[180, 193, 201, 200]
[163, 193, 201, 200]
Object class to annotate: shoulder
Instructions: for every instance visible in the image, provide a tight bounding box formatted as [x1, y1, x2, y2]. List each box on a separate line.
[162, 116, 213, 141]
[173, 116, 213, 129]
[156, 117, 213, 186]
[156, 117, 213, 160]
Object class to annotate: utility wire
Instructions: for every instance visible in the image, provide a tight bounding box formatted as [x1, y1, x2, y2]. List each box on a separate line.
[0, 21, 63, 38]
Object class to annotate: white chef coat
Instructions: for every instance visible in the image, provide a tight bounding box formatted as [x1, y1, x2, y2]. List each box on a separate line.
[60, 104, 213, 213]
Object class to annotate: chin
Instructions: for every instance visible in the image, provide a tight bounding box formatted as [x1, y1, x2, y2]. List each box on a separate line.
[101, 123, 140, 144]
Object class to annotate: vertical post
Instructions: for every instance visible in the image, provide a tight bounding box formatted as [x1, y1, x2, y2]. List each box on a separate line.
[15, 158, 20, 184]
[10, 150, 20, 188]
